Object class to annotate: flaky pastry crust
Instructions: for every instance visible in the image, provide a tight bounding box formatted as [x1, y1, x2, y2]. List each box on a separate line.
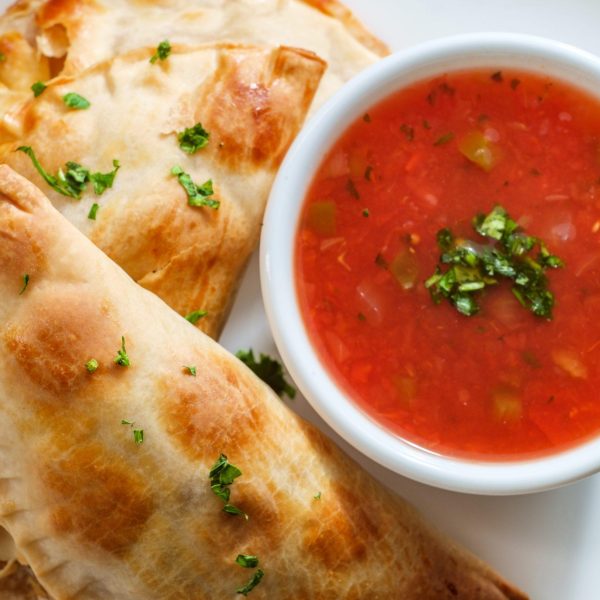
[0, 0, 387, 115]
[0, 165, 528, 600]
[1, 43, 325, 338]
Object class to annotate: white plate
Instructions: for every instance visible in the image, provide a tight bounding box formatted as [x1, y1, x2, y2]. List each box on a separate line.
[223, 2, 600, 599]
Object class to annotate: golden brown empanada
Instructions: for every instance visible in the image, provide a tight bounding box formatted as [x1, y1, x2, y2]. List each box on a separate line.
[0, 165, 527, 600]
[0, 0, 387, 341]
[1, 42, 325, 338]
[0, 0, 386, 110]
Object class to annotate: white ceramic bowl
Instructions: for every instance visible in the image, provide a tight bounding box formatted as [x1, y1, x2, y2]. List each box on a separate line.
[260, 32, 600, 495]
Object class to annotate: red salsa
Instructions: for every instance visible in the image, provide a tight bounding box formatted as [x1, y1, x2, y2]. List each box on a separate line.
[295, 69, 600, 460]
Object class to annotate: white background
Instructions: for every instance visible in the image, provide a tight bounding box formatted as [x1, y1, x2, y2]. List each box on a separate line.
[222, 2, 600, 599]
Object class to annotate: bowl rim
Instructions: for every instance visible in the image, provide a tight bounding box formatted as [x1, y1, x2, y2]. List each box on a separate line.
[260, 32, 600, 495]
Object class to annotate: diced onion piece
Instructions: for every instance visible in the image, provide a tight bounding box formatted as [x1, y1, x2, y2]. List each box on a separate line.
[492, 387, 523, 422]
[423, 193, 438, 206]
[325, 151, 348, 178]
[458, 131, 499, 172]
[483, 127, 500, 142]
[390, 249, 419, 290]
[551, 221, 576, 242]
[356, 278, 388, 325]
[552, 349, 588, 379]
[324, 330, 351, 364]
[488, 293, 524, 329]
[320, 237, 344, 252]
[305, 201, 336, 236]
[544, 194, 570, 202]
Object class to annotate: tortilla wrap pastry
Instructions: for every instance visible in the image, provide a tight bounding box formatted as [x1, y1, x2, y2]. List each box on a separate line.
[0, 165, 527, 599]
[0, 0, 387, 147]
[0, 0, 386, 106]
[1, 43, 325, 338]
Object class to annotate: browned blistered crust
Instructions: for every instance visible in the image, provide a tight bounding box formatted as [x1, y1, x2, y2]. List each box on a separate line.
[0, 0, 386, 342]
[0, 166, 528, 599]
[0, 558, 50, 599]
[0, 0, 388, 122]
[1, 0, 387, 76]
[1, 43, 325, 339]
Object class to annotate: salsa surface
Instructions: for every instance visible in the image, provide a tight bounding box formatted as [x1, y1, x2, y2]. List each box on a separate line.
[295, 68, 600, 459]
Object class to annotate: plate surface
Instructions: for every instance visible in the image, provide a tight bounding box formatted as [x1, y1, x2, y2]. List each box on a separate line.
[224, 2, 600, 599]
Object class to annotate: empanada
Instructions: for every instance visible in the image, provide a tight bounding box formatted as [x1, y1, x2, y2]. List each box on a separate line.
[1, 43, 325, 338]
[0, 0, 387, 341]
[0, 0, 386, 110]
[0, 165, 527, 599]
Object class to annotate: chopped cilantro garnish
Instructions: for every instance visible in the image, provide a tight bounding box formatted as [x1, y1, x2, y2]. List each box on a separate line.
[19, 274, 29, 295]
[425, 205, 563, 319]
[236, 555, 259, 569]
[362, 208, 370, 217]
[89, 160, 120, 194]
[121, 420, 143, 444]
[88, 203, 99, 220]
[210, 455, 242, 499]
[224, 504, 247, 517]
[234, 554, 263, 596]
[223, 504, 248, 520]
[31, 81, 46, 97]
[236, 569, 264, 596]
[434, 132, 454, 146]
[114, 336, 130, 367]
[171, 166, 220, 209]
[17, 146, 119, 199]
[85, 358, 99, 373]
[150, 40, 171, 64]
[63, 162, 90, 197]
[0, 52, 5, 62]
[235, 349, 296, 399]
[17, 146, 81, 198]
[177, 123, 210, 154]
[184, 365, 197, 377]
[314, 491, 322, 500]
[185, 309, 208, 324]
[436, 227, 454, 250]
[63, 92, 90, 110]
[209, 454, 247, 519]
